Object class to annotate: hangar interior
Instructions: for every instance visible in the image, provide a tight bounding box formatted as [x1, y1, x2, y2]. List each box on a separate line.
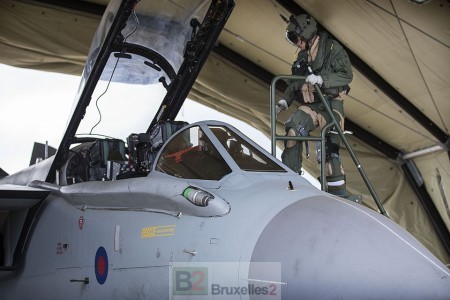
[0, 0, 449, 264]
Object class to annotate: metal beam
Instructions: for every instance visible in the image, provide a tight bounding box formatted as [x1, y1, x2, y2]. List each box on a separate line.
[33, 0, 106, 15]
[402, 162, 450, 255]
[345, 120, 400, 160]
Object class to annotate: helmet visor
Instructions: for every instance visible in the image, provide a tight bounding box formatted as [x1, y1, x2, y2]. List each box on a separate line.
[286, 31, 300, 44]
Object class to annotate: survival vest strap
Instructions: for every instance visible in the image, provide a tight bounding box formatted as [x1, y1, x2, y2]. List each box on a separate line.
[321, 85, 350, 98]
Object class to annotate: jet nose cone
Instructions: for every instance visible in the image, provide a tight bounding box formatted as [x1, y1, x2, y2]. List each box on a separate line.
[250, 196, 450, 299]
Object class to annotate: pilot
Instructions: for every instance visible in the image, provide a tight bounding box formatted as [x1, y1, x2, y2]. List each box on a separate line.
[276, 14, 359, 201]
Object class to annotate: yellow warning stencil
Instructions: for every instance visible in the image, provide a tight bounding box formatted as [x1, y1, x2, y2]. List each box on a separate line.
[141, 225, 176, 238]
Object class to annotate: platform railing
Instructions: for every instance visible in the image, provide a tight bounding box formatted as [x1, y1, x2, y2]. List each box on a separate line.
[270, 74, 388, 216]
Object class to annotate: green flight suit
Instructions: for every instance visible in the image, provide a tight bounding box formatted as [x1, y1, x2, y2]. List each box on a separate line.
[281, 31, 353, 196]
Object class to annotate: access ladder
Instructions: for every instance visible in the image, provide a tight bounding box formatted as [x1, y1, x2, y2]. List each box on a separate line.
[270, 75, 388, 216]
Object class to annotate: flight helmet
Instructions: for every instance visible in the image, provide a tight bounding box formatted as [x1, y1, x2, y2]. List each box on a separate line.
[286, 14, 317, 44]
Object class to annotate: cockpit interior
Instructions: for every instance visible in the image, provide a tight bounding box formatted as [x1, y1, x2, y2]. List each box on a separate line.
[61, 121, 287, 185]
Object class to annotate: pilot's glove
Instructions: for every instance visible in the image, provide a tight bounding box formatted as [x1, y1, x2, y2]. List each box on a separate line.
[305, 74, 323, 86]
[276, 99, 288, 114]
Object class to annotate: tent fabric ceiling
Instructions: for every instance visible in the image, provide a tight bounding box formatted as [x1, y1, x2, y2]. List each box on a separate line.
[0, 0, 98, 73]
[0, 0, 449, 263]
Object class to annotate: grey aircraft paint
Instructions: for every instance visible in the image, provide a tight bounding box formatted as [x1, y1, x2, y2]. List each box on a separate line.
[0, 0, 449, 299]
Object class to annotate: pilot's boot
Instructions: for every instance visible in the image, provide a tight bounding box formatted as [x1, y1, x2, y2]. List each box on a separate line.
[326, 155, 363, 204]
[328, 178, 363, 204]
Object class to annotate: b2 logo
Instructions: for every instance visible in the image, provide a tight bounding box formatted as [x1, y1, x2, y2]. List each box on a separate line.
[172, 267, 208, 295]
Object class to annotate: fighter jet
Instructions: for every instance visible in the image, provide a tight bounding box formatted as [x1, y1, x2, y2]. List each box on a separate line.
[0, 0, 448, 299]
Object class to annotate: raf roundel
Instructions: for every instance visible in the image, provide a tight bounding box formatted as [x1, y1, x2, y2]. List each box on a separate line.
[95, 246, 108, 285]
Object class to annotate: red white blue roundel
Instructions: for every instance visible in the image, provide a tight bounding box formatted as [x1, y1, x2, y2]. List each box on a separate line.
[95, 246, 108, 285]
